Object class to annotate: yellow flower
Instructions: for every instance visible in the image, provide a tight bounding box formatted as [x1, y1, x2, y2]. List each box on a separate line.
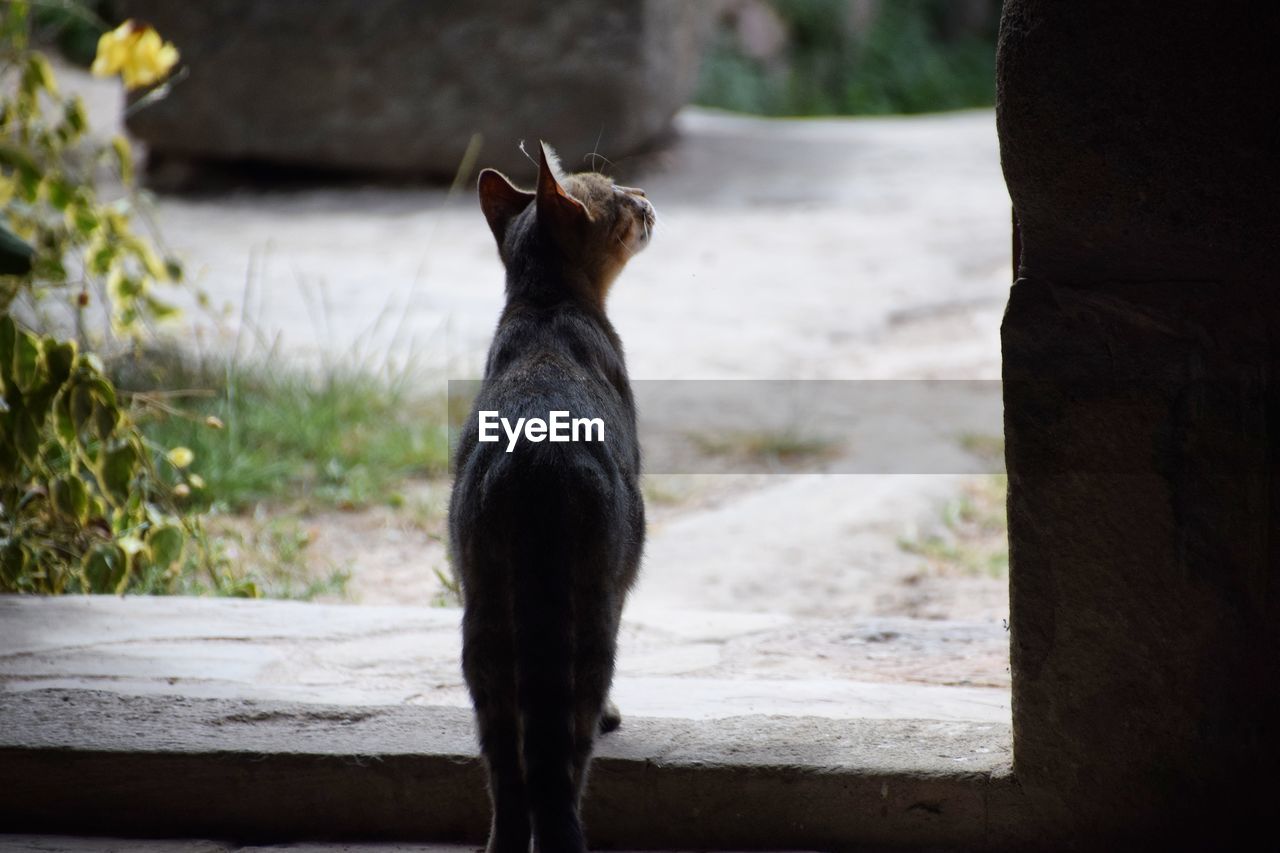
[167, 446, 195, 469]
[91, 21, 180, 91]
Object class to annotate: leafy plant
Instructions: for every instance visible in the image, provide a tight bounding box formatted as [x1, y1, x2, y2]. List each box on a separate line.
[0, 316, 252, 594]
[1, 0, 183, 338]
[0, 4, 250, 596]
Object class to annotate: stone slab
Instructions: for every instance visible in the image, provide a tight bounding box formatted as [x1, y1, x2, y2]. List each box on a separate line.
[0, 596, 1009, 723]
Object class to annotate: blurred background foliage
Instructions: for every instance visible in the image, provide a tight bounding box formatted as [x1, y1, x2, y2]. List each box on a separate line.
[695, 0, 1000, 116]
[34, 0, 1001, 118]
[29, 0, 110, 67]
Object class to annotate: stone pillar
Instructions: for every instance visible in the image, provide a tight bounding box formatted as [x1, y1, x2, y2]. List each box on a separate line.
[997, 0, 1279, 842]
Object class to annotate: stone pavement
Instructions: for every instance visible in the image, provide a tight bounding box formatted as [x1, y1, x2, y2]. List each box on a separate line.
[0, 596, 1008, 723]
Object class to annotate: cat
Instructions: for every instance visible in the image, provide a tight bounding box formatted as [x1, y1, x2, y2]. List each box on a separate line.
[449, 142, 653, 853]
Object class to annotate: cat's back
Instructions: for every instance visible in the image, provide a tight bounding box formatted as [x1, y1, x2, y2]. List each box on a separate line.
[452, 304, 639, 520]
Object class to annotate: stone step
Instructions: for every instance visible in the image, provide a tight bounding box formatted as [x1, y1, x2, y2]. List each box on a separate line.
[1, 688, 1018, 849]
[0, 837, 813, 853]
[0, 595, 1028, 848]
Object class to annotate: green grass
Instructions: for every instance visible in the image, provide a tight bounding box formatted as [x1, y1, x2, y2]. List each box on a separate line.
[695, 0, 998, 117]
[686, 427, 841, 469]
[959, 432, 1005, 467]
[899, 474, 1008, 578]
[205, 514, 352, 600]
[110, 348, 450, 513]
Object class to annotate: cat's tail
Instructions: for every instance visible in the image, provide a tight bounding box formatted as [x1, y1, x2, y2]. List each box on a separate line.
[510, 469, 590, 853]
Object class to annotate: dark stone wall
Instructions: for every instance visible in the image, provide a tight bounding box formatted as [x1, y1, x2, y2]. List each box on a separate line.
[997, 0, 1279, 843]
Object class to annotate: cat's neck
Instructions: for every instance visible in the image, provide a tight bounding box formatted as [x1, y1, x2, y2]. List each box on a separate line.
[503, 250, 609, 317]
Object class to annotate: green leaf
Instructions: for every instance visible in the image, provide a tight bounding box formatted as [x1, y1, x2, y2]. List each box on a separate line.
[31, 251, 67, 283]
[110, 272, 143, 300]
[22, 54, 58, 98]
[0, 277, 19, 314]
[69, 202, 100, 236]
[111, 135, 133, 185]
[0, 540, 30, 591]
[89, 376, 117, 408]
[86, 237, 116, 275]
[63, 97, 88, 137]
[99, 440, 138, 501]
[70, 381, 93, 435]
[146, 524, 185, 569]
[2, 2, 30, 51]
[82, 542, 127, 594]
[91, 395, 119, 440]
[53, 389, 75, 445]
[14, 411, 41, 463]
[0, 143, 39, 178]
[12, 329, 44, 394]
[44, 175, 73, 211]
[144, 294, 179, 320]
[50, 474, 89, 523]
[17, 166, 40, 202]
[42, 338, 76, 389]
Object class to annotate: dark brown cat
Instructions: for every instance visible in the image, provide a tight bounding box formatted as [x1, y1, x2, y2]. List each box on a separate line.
[449, 143, 653, 853]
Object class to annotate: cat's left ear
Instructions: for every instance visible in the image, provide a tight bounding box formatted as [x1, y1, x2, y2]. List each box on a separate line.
[537, 141, 589, 231]
[478, 168, 534, 246]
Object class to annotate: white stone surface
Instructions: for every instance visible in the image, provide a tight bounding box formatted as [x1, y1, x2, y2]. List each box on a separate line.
[0, 596, 1009, 723]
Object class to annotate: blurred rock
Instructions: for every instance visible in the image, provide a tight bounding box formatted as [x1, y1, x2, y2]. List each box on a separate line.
[935, 0, 1000, 40]
[714, 0, 788, 63]
[116, 1, 712, 180]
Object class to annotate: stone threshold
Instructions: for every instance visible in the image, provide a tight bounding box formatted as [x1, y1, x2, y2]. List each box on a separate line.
[1, 689, 1025, 850]
[0, 596, 1030, 848]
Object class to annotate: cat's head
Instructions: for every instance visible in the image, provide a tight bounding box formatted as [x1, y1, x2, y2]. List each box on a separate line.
[477, 142, 655, 302]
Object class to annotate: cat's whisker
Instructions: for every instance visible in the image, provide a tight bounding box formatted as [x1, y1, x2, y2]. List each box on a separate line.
[586, 127, 613, 175]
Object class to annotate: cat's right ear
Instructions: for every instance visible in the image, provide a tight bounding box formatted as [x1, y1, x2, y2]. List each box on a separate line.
[478, 169, 534, 246]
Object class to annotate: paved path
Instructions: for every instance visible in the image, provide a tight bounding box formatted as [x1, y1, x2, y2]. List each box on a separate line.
[151, 107, 1009, 382]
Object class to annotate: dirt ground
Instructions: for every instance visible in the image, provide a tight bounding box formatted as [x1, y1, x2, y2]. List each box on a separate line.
[68, 61, 1011, 625]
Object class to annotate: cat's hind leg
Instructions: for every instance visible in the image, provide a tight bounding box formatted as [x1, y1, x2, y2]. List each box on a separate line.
[463, 596, 530, 853]
[570, 593, 622, 811]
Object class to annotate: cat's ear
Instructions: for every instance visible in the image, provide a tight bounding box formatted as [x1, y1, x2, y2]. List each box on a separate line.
[478, 168, 534, 245]
[536, 141, 589, 231]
